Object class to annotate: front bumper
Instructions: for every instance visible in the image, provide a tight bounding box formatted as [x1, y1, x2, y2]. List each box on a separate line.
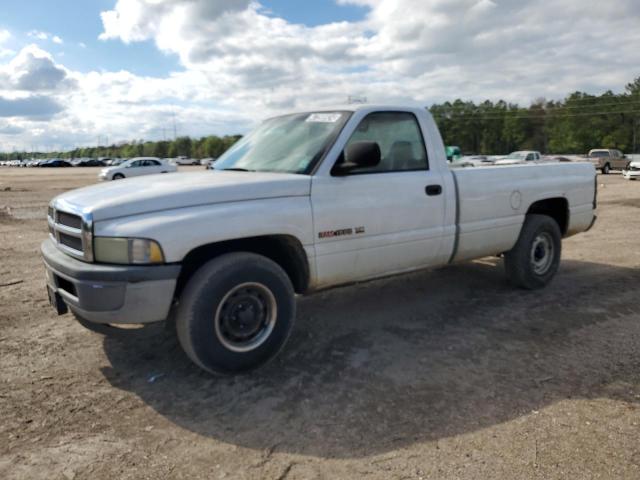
[41, 238, 180, 324]
[622, 170, 640, 180]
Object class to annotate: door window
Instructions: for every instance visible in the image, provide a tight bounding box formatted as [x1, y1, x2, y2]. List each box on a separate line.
[338, 112, 428, 174]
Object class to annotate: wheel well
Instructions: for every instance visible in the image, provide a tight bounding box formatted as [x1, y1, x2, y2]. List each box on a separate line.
[526, 198, 569, 235]
[175, 235, 310, 296]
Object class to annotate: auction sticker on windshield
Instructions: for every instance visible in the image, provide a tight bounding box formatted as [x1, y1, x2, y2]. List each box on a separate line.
[306, 113, 342, 123]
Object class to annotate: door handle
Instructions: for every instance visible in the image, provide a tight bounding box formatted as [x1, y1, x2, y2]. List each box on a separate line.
[425, 185, 442, 196]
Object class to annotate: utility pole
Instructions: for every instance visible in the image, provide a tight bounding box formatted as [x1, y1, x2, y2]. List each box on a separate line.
[171, 109, 177, 139]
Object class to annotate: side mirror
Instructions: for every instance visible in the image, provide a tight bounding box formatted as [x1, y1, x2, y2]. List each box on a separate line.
[332, 141, 381, 176]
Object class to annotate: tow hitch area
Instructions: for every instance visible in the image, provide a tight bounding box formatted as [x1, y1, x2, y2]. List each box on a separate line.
[47, 286, 68, 315]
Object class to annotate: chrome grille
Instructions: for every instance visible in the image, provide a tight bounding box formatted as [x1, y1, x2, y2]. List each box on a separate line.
[47, 203, 93, 261]
[59, 232, 83, 251]
[57, 211, 82, 229]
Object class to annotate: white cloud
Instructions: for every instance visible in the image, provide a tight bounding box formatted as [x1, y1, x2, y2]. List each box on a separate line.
[28, 30, 49, 41]
[97, 0, 640, 109]
[0, 29, 14, 58]
[0, 45, 76, 92]
[27, 30, 64, 45]
[0, 29, 11, 44]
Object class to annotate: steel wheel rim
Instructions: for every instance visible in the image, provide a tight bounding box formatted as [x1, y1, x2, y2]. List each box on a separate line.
[214, 282, 277, 352]
[530, 232, 554, 275]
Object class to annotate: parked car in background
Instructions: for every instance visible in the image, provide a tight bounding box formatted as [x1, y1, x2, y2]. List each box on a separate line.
[494, 151, 542, 165]
[172, 156, 200, 166]
[98, 157, 177, 181]
[588, 149, 629, 174]
[105, 158, 126, 166]
[451, 155, 495, 168]
[76, 158, 106, 167]
[40, 159, 72, 168]
[622, 159, 640, 180]
[200, 157, 216, 168]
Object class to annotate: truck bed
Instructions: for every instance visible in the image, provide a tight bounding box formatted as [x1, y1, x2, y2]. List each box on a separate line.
[449, 162, 596, 262]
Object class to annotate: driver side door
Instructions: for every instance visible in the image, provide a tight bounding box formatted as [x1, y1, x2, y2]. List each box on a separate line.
[311, 111, 448, 287]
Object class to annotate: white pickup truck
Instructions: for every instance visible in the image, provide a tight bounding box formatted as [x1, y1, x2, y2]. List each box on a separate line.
[42, 105, 597, 374]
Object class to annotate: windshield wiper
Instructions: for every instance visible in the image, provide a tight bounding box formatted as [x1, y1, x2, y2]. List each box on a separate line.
[220, 167, 254, 172]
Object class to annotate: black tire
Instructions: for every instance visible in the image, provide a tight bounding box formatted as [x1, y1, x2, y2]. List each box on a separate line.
[504, 214, 562, 290]
[112, 173, 125, 180]
[601, 163, 610, 174]
[176, 252, 295, 375]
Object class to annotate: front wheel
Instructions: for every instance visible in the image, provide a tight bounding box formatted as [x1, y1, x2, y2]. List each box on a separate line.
[176, 252, 295, 375]
[112, 173, 125, 180]
[504, 214, 562, 290]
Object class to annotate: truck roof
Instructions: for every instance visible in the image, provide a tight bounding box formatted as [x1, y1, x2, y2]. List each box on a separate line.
[285, 104, 428, 114]
[268, 104, 432, 122]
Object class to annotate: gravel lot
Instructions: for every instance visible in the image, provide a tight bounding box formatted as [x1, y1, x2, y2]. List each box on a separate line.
[1, 167, 639, 479]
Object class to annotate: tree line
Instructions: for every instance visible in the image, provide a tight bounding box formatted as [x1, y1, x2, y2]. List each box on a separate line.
[2, 76, 640, 160]
[429, 76, 640, 155]
[1, 134, 242, 161]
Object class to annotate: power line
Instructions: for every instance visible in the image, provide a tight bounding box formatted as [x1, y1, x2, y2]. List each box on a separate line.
[430, 99, 640, 113]
[430, 93, 640, 109]
[431, 109, 640, 121]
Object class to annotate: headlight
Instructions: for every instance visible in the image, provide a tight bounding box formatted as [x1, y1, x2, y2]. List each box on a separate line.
[93, 237, 165, 264]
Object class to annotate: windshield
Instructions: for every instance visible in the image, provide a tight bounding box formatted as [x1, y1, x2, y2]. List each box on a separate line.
[214, 111, 350, 174]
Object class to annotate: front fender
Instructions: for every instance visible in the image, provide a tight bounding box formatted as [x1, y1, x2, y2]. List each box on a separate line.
[93, 197, 315, 263]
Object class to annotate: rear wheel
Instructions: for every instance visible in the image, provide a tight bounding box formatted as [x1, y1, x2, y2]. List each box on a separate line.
[504, 214, 562, 290]
[176, 252, 295, 375]
[112, 173, 125, 180]
[601, 163, 610, 174]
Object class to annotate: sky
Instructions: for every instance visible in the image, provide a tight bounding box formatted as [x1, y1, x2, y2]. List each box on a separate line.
[0, 0, 639, 152]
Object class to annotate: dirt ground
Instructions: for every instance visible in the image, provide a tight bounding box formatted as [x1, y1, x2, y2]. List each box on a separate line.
[1, 166, 639, 480]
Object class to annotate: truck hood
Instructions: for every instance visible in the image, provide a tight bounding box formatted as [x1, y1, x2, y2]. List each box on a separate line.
[53, 171, 311, 221]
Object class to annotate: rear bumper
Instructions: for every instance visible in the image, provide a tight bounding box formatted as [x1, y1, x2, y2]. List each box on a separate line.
[41, 239, 180, 324]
